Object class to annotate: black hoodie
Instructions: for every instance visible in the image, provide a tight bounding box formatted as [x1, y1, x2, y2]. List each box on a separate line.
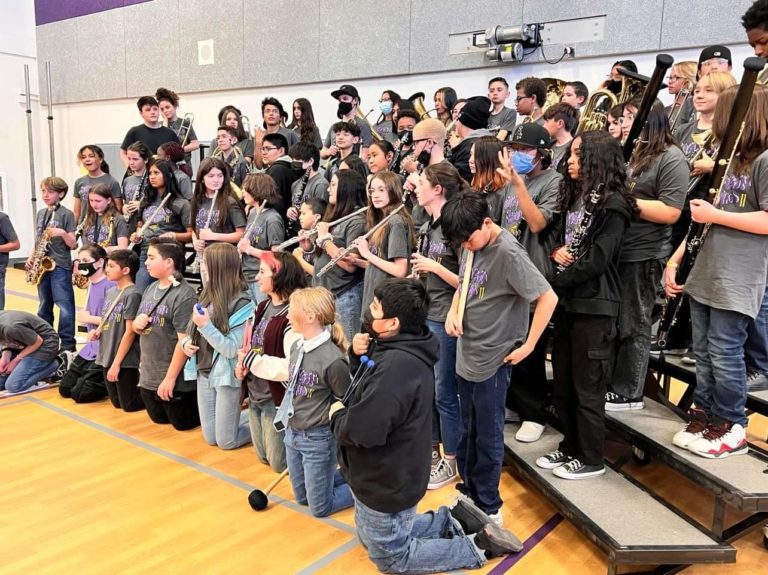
[330, 327, 439, 514]
[266, 156, 301, 215]
[549, 192, 633, 317]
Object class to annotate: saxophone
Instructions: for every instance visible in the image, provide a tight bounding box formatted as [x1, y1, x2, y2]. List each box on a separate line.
[25, 229, 56, 285]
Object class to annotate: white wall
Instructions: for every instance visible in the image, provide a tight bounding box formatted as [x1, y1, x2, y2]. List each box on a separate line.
[0, 0, 43, 261]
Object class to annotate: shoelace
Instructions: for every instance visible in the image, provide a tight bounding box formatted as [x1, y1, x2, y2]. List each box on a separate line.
[546, 450, 564, 462]
[562, 459, 583, 472]
[605, 392, 622, 402]
[683, 419, 708, 434]
[702, 423, 729, 441]
[430, 459, 453, 478]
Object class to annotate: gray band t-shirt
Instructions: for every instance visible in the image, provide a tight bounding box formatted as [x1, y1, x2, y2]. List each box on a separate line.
[0, 311, 59, 360]
[313, 212, 367, 295]
[36, 205, 75, 270]
[686, 150, 768, 319]
[419, 218, 460, 323]
[489, 106, 518, 133]
[96, 285, 142, 369]
[242, 208, 285, 281]
[456, 229, 551, 382]
[361, 213, 412, 317]
[0, 212, 18, 267]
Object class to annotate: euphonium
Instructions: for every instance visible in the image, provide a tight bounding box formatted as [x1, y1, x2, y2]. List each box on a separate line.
[354, 107, 384, 143]
[408, 92, 437, 120]
[576, 89, 618, 134]
[541, 78, 568, 113]
[25, 229, 56, 286]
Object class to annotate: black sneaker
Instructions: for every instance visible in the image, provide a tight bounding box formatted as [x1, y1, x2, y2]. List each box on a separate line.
[605, 391, 644, 411]
[449, 494, 494, 535]
[552, 458, 605, 480]
[649, 342, 687, 357]
[535, 450, 571, 469]
[747, 370, 768, 392]
[474, 523, 524, 557]
[681, 353, 696, 365]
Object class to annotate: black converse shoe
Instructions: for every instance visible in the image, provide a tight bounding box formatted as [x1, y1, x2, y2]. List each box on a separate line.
[474, 523, 524, 557]
[605, 391, 644, 411]
[535, 450, 571, 469]
[552, 458, 605, 480]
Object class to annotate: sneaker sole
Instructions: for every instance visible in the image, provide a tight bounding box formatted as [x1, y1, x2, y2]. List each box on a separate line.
[535, 458, 568, 470]
[689, 445, 749, 459]
[476, 524, 523, 555]
[605, 403, 644, 412]
[552, 467, 606, 480]
[672, 435, 702, 449]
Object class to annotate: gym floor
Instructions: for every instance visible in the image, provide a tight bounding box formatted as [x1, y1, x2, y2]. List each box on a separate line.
[1, 268, 766, 574]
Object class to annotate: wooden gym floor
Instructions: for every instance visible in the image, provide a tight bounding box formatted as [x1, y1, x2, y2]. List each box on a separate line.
[1, 268, 767, 574]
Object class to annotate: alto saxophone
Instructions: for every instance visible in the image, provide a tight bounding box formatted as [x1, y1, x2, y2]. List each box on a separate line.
[25, 229, 56, 286]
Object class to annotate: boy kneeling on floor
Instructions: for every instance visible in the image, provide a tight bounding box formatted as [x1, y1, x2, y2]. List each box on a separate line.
[330, 278, 523, 574]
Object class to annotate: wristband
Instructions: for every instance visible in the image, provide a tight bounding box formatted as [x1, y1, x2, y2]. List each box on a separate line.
[316, 234, 333, 248]
[666, 262, 679, 269]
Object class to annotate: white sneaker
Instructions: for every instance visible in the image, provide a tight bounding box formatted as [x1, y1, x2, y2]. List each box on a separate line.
[515, 421, 545, 443]
[488, 510, 503, 527]
[672, 409, 709, 449]
[687, 422, 748, 459]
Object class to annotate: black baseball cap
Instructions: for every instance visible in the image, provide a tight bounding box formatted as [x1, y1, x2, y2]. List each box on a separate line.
[331, 84, 360, 100]
[699, 45, 732, 67]
[506, 123, 552, 150]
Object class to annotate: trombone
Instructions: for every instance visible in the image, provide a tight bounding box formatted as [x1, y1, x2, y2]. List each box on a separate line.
[668, 80, 694, 133]
[176, 113, 195, 148]
[355, 107, 384, 143]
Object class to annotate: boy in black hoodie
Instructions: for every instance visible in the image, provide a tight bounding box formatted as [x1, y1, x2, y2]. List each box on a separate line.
[330, 279, 523, 573]
[263, 132, 300, 215]
[542, 130, 633, 480]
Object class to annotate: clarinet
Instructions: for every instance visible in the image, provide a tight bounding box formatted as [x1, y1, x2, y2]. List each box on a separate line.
[389, 131, 413, 172]
[409, 231, 430, 279]
[125, 170, 149, 222]
[657, 56, 765, 349]
[288, 168, 311, 237]
[557, 186, 603, 274]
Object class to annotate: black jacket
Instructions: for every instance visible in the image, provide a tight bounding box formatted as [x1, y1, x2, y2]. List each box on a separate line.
[550, 192, 632, 317]
[331, 328, 439, 514]
[449, 129, 494, 183]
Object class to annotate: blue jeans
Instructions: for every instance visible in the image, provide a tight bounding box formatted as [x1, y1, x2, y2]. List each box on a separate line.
[284, 425, 353, 517]
[0, 263, 6, 310]
[354, 497, 485, 574]
[456, 365, 510, 515]
[0, 353, 58, 393]
[247, 281, 267, 304]
[336, 282, 363, 341]
[427, 319, 459, 456]
[135, 248, 152, 293]
[248, 400, 286, 472]
[690, 297, 750, 426]
[197, 374, 252, 450]
[37, 266, 75, 349]
[745, 288, 768, 375]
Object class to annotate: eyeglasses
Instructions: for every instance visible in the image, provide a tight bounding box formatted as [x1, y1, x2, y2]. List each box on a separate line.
[703, 57, 729, 67]
[261, 146, 278, 152]
[515, 95, 533, 103]
[667, 75, 684, 82]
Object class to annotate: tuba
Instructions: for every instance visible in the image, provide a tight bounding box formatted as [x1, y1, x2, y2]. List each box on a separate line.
[541, 78, 568, 113]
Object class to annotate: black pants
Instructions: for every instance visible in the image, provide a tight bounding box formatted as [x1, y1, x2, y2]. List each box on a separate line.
[506, 316, 551, 424]
[59, 356, 108, 403]
[140, 387, 200, 431]
[104, 367, 144, 412]
[552, 311, 617, 466]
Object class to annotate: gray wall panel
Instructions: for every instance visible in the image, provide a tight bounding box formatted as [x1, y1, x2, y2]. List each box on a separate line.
[318, 0, 411, 80]
[409, 0, 524, 74]
[37, 20, 82, 105]
[178, 0, 244, 93]
[243, 0, 319, 86]
[522, 0, 665, 62]
[75, 9, 128, 100]
[124, 0, 181, 97]
[660, 0, 753, 50]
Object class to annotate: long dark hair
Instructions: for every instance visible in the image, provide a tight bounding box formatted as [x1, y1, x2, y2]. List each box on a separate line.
[289, 98, 319, 144]
[627, 98, 679, 174]
[471, 136, 505, 192]
[78, 144, 111, 174]
[141, 159, 184, 211]
[325, 170, 367, 222]
[219, 106, 248, 141]
[557, 130, 636, 213]
[191, 157, 236, 232]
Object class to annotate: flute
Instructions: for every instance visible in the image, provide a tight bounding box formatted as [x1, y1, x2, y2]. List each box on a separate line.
[275, 205, 369, 251]
[240, 200, 267, 259]
[90, 287, 127, 339]
[456, 250, 474, 328]
[191, 189, 219, 274]
[128, 194, 172, 250]
[316, 204, 405, 278]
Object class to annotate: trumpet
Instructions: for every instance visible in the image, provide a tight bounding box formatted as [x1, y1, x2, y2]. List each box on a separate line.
[316, 204, 405, 278]
[275, 205, 369, 251]
[176, 113, 194, 148]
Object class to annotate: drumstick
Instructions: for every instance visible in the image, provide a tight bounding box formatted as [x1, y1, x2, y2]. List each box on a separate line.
[456, 250, 474, 328]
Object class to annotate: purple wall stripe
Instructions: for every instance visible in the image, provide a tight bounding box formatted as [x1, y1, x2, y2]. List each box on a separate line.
[35, 0, 153, 26]
[487, 514, 564, 575]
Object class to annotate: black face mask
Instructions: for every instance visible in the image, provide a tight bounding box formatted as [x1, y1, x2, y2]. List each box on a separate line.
[416, 146, 432, 167]
[78, 261, 99, 278]
[337, 101, 354, 119]
[606, 79, 622, 94]
[397, 130, 413, 144]
[361, 308, 377, 338]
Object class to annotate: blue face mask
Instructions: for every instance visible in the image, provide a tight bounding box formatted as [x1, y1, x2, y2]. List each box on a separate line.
[379, 100, 393, 115]
[511, 150, 537, 175]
